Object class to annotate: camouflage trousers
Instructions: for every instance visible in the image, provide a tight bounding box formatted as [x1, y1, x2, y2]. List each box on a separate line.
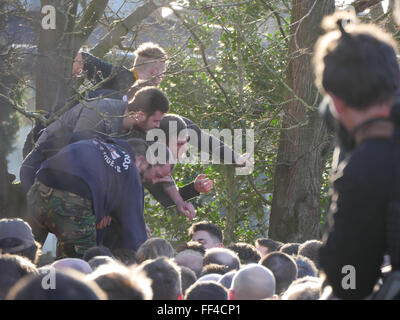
[27, 180, 96, 258]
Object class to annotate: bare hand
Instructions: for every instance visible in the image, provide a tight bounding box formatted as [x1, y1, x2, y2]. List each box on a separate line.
[194, 174, 214, 194]
[235, 153, 254, 175]
[176, 201, 196, 221]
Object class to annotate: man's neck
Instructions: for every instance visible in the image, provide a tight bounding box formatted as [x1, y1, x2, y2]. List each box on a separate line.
[347, 103, 392, 132]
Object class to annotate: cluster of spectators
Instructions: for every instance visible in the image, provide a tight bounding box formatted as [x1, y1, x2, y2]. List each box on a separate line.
[0, 218, 331, 300]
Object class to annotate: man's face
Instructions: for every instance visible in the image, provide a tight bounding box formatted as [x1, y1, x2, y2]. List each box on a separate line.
[137, 110, 164, 133]
[150, 61, 166, 87]
[141, 163, 172, 185]
[191, 230, 222, 249]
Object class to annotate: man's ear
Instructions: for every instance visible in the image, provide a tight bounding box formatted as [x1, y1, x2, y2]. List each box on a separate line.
[137, 111, 146, 122]
[228, 290, 235, 300]
[218, 243, 224, 248]
[329, 93, 346, 116]
[177, 292, 183, 300]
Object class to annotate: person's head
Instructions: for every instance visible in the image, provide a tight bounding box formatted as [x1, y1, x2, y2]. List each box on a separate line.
[125, 87, 169, 133]
[133, 42, 167, 86]
[227, 242, 261, 265]
[188, 221, 223, 249]
[174, 249, 203, 277]
[281, 276, 321, 300]
[135, 237, 176, 264]
[203, 248, 241, 272]
[185, 281, 228, 300]
[86, 263, 152, 300]
[313, 13, 399, 131]
[7, 269, 106, 300]
[127, 138, 173, 185]
[51, 258, 93, 275]
[126, 80, 154, 102]
[255, 238, 283, 257]
[298, 240, 323, 270]
[111, 248, 137, 266]
[157, 114, 189, 159]
[136, 257, 182, 300]
[175, 241, 206, 255]
[279, 243, 300, 256]
[179, 266, 197, 296]
[200, 263, 231, 277]
[293, 255, 318, 279]
[229, 264, 276, 300]
[0, 218, 41, 264]
[197, 273, 222, 283]
[260, 252, 298, 295]
[0, 254, 38, 300]
[83, 246, 114, 262]
[218, 270, 236, 290]
[88, 256, 117, 271]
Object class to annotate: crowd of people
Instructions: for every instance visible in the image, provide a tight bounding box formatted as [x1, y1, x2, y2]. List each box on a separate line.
[2, 9, 400, 300]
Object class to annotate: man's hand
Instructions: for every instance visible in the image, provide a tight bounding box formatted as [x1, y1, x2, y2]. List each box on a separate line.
[194, 174, 214, 194]
[235, 153, 254, 175]
[176, 201, 196, 221]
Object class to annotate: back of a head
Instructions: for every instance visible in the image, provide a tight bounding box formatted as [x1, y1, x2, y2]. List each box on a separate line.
[175, 241, 206, 255]
[227, 242, 261, 264]
[133, 42, 167, 69]
[260, 252, 298, 295]
[7, 269, 106, 300]
[137, 257, 181, 300]
[83, 246, 114, 262]
[185, 281, 228, 300]
[282, 276, 321, 300]
[158, 114, 188, 145]
[230, 264, 275, 300]
[0, 254, 38, 300]
[280, 243, 300, 256]
[135, 237, 176, 264]
[127, 87, 169, 115]
[87, 264, 152, 300]
[0, 218, 39, 264]
[200, 263, 231, 276]
[174, 249, 203, 277]
[179, 266, 197, 296]
[218, 270, 237, 290]
[111, 247, 137, 266]
[88, 256, 116, 271]
[126, 80, 154, 101]
[294, 255, 318, 278]
[313, 13, 399, 109]
[203, 248, 240, 272]
[255, 238, 283, 255]
[51, 258, 93, 274]
[298, 240, 323, 269]
[197, 273, 222, 283]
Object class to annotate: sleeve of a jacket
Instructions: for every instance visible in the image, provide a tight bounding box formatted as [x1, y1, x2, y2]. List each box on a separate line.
[179, 183, 200, 202]
[73, 104, 107, 134]
[183, 117, 240, 164]
[319, 146, 391, 299]
[143, 180, 176, 208]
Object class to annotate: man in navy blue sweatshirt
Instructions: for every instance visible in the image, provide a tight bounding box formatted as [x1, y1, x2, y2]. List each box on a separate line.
[26, 138, 172, 258]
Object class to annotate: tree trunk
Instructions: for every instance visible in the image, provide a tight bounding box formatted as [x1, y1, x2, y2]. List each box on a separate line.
[36, 0, 78, 113]
[269, 0, 334, 243]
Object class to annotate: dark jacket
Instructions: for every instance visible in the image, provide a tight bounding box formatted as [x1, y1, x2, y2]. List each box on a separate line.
[36, 137, 147, 251]
[319, 120, 396, 299]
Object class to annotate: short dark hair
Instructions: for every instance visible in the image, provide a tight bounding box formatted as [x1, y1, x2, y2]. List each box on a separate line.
[200, 263, 231, 277]
[203, 248, 240, 272]
[260, 252, 298, 295]
[127, 87, 169, 116]
[83, 246, 114, 262]
[313, 13, 399, 109]
[188, 221, 223, 243]
[255, 238, 283, 252]
[227, 242, 261, 264]
[87, 264, 152, 300]
[126, 80, 154, 102]
[159, 114, 188, 146]
[179, 266, 197, 296]
[184, 281, 228, 300]
[298, 240, 323, 270]
[137, 257, 181, 300]
[293, 255, 318, 278]
[175, 241, 206, 255]
[0, 254, 38, 300]
[280, 243, 300, 256]
[135, 237, 176, 264]
[111, 248, 137, 266]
